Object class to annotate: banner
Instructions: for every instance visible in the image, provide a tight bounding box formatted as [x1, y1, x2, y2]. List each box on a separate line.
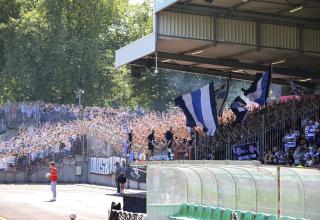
[90, 156, 125, 175]
[89, 156, 146, 182]
[233, 143, 259, 160]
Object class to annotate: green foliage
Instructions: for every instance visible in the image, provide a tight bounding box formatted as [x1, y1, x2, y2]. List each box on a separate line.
[0, 0, 254, 111]
[0, 0, 152, 106]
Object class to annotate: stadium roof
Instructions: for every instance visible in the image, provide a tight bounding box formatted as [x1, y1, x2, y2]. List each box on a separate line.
[115, 0, 320, 85]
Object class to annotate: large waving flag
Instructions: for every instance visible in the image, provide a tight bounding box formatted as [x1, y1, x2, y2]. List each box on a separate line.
[231, 96, 249, 123]
[214, 80, 229, 116]
[241, 66, 272, 105]
[175, 82, 226, 136]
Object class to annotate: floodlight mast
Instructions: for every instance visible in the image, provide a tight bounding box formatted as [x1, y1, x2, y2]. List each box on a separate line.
[76, 89, 84, 107]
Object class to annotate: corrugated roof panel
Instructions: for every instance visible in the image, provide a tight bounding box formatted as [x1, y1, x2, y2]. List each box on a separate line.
[217, 18, 256, 45]
[303, 28, 320, 53]
[158, 11, 213, 41]
[261, 23, 299, 50]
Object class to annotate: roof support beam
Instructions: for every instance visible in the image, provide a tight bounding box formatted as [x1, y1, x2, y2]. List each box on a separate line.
[231, 0, 254, 10]
[181, 44, 212, 54]
[222, 48, 256, 59]
[157, 51, 320, 78]
[170, 3, 320, 27]
[132, 59, 290, 86]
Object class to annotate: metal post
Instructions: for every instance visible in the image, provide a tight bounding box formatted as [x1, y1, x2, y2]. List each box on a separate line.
[76, 89, 84, 107]
[276, 166, 281, 220]
[228, 131, 231, 160]
[194, 133, 197, 160]
[262, 114, 265, 156]
[78, 92, 82, 107]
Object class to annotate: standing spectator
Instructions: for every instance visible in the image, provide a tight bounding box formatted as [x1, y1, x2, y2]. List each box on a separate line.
[283, 129, 298, 153]
[114, 162, 121, 194]
[120, 160, 128, 193]
[147, 130, 156, 158]
[165, 127, 174, 160]
[49, 161, 58, 201]
[127, 131, 133, 154]
[305, 120, 316, 148]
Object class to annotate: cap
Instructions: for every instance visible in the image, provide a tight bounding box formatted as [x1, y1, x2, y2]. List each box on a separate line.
[50, 161, 55, 165]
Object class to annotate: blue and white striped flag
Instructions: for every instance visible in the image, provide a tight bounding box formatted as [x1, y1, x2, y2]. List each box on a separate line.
[289, 80, 307, 95]
[174, 82, 223, 136]
[231, 96, 248, 123]
[241, 66, 272, 105]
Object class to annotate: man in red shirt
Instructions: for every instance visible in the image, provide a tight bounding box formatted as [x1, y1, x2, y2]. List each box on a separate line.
[49, 161, 58, 201]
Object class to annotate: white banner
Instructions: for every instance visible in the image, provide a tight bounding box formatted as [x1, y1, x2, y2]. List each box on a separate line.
[89, 156, 125, 175]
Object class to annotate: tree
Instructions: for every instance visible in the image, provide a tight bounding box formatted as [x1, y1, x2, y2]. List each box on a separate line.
[0, 0, 151, 106]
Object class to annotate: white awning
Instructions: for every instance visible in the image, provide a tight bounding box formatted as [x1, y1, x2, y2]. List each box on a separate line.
[115, 33, 156, 68]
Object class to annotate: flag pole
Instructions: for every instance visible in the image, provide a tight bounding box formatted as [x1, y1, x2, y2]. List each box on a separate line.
[266, 64, 273, 112]
[195, 131, 197, 160]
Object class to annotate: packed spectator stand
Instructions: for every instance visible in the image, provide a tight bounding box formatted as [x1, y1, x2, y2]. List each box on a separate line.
[0, 96, 320, 171]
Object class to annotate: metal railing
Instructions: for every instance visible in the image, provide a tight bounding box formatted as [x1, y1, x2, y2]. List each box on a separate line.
[108, 209, 147, 220]
[196, 97, 320, 160]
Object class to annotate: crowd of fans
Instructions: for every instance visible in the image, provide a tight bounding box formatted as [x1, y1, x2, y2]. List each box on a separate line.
[0, 105, 193, 170]
[207, 96, 320, 160]
[0, 102, 80, 129]
[263, 118, 320, 168]
[0, 95, 320, 171]
[0, 121, 85, 171]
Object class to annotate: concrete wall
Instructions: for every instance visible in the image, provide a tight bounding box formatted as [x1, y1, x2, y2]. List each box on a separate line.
[87, 171, 146, 190]
[0, 162, 80, 184]
[0, 156, 146, 190]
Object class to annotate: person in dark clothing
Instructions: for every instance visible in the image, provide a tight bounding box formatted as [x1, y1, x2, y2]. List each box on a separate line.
[165, 127, 174, 160]
[315, 126, 320, 148]
[147, 130, 156, 158]
[127, 131, 133, 154]
[114, 162, 121, 194]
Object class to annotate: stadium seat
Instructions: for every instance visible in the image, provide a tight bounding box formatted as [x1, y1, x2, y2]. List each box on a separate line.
[243, 211, 254, 220]
[221, 208, 232, 220]
[281, 217, 291, 220]
[169, 204, 188, 219]
[236, 210, 245, 220]
[202, 206, 213, 220]
[186, 204, 196, 218]
[193, 205, 204, 219]
[255, 213, 265, 220]
[211, 207, 222, 220]
[267, 215, 277, 220]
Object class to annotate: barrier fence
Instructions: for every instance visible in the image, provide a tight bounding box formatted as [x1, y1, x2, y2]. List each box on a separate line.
[196, 97, 320, 160]
[1, 98, 320, 163]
